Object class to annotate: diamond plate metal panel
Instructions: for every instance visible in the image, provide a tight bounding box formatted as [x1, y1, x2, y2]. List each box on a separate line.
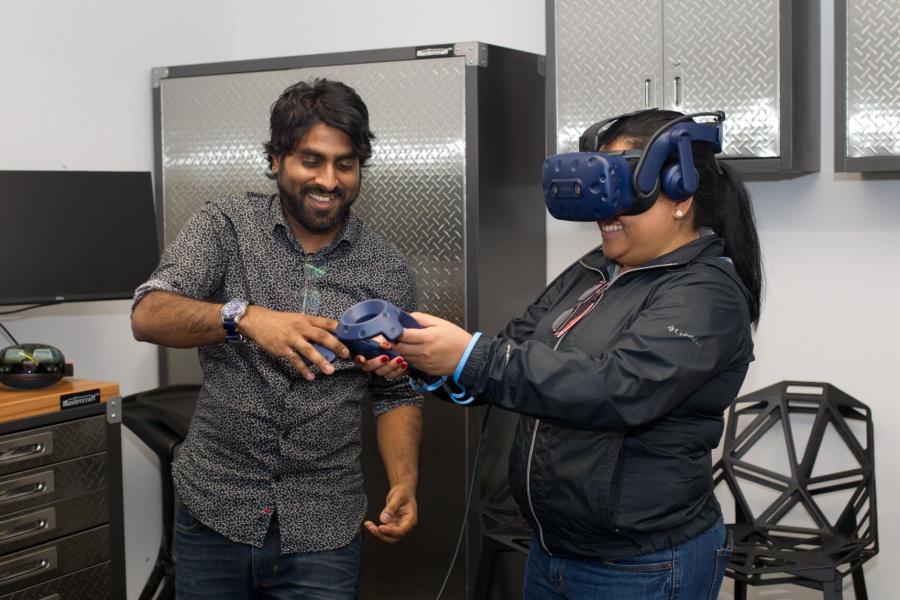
[554, 0, 663, 152]
[160, 59, 467, 324]
[846, 0, 900, 157]
[664, 0, 780, 158]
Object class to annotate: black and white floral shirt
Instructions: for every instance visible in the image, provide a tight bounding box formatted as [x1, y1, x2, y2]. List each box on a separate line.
[133, 192, 422, 552]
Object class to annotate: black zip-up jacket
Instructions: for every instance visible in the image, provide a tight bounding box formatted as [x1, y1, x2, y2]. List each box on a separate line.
[457, 235, 754, 559]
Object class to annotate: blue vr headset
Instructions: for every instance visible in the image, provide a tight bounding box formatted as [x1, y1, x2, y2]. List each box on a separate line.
[543, 110, 725, 221]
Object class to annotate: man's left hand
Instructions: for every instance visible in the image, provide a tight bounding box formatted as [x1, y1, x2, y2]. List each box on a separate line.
[363, 484, 417, 543]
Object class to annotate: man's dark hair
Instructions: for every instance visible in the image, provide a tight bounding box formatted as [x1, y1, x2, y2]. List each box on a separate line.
[263, 78, 375, 175]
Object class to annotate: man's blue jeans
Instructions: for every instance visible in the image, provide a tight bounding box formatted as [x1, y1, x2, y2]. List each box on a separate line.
[523, 519, 732, 600]
[174, 504, 361, 599]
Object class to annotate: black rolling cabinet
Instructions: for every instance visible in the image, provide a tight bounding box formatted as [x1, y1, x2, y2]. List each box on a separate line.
[0, 379, 125, 599]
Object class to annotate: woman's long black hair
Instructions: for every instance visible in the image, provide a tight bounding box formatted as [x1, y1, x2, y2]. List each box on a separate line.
[614, 110, 763, 324]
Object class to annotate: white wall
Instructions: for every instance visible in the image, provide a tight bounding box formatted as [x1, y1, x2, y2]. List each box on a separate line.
[2, 1, 896, 598]
[1, 2, 240, 598]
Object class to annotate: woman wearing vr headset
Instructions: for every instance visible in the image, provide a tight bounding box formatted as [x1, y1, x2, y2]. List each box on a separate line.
[381, 109, 762, 599]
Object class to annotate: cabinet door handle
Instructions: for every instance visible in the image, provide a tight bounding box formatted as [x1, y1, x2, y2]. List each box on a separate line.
[0, 508, 55, 543]
[0, 519, 50, 542]
[0, 481, 48, 503]
[0, 431, 53, 464]
[0, 547, 57, 586]
[673, 76, 683, 108]
[0, 443, 44, 462]
[0, 471, 54, 504]
[644, 79, 652, 108]
[0, 558, 51, 584]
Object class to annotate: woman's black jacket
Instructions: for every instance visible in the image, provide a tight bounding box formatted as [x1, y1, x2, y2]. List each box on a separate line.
[457, 235, 755, 559]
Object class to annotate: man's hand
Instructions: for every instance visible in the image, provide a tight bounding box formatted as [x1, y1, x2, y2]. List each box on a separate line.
[363, 484, 417, 543]
[239, 305, 349, 380]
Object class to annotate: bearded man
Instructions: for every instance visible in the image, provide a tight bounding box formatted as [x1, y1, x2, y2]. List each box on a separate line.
[132, 78, 422, 599]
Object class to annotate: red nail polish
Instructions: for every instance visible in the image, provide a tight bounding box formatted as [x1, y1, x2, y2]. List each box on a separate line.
[401, 363, 408, 370]
[395, 357, 403, 364]
[380, 356, 389, 363]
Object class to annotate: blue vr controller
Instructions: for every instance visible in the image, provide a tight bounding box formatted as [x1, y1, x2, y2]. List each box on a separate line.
[307, 299, 474, 404]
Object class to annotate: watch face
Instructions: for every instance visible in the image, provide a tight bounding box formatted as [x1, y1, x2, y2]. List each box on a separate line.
[222, 298, 248, 319]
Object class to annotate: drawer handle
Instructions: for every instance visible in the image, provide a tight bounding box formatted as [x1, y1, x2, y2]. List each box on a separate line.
[0, 481, 47, 502]
[0, 442, 46, 462]
[0, 518, 50, 542]
[0, 558, 51, 584]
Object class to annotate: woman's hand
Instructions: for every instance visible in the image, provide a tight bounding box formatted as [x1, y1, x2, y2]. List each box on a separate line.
[393, 312, 473, 377]
[355, 336, 409, 379]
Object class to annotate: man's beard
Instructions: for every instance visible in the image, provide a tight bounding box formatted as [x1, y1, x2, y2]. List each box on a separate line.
[278, 181, 359, 234]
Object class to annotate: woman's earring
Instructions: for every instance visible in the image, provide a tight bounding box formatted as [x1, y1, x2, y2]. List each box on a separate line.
[675, 209, 685, 219]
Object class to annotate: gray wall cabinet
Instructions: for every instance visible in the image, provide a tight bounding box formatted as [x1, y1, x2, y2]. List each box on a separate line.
[836, 0, 900, 172]
[548, 0, 820, 175]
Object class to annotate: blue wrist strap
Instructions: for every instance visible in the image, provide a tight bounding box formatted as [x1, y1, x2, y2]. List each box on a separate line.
[408, 374, 446, 393]
[445, 378, 476, 405]
[453, 332, 482, 386]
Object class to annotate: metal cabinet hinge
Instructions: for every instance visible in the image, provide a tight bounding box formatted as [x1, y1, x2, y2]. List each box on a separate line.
[454, 42, 488, 67]
[151, 67, 169, 89]
[106, 396, 122, 424]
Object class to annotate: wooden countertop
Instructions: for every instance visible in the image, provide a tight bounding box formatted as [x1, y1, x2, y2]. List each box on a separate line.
[0, 378, 119, 423]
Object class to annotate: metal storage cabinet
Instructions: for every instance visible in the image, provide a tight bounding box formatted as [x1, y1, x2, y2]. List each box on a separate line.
[151, 42, 546, 599]
[548, 0, 820, 175]
[836, 0, 900, 172]
[0, 380, 126, 600]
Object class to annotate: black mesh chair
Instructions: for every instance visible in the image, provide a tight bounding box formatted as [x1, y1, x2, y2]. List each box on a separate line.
[123, 385, 200, 600]
[713, 381, 877, 600]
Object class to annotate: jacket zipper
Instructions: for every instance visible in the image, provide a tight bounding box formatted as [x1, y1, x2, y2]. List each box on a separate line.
[525, 420, 550, 552]
[524, 261, 679, 555]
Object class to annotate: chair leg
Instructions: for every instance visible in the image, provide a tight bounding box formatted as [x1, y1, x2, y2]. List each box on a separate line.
[822, 576, 843, 600]
[733, 579, 747, 600]
[473, 538, 501, 600]
[850, 566, 868, 600]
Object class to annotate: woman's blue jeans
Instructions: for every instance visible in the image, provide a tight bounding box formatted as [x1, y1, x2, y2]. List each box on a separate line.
[523, 520, 732, 600]
[174, 503, 361, 599]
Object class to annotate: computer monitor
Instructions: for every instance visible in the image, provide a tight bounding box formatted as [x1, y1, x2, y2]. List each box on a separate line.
[0, 170, 160, 305]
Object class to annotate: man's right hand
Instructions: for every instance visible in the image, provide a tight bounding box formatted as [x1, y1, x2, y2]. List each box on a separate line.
[239, 305, 350, 380]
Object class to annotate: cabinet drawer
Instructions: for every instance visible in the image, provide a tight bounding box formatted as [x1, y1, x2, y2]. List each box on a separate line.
[0, 491, 107, 556]
[0, 561, 111, 600]
[0, 526, 109, 596]
[0, 418, 105, 477]
[0, 455, 106, 514]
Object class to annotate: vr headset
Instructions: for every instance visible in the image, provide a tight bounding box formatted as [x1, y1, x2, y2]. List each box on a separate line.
[543, 109, 725, 221]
